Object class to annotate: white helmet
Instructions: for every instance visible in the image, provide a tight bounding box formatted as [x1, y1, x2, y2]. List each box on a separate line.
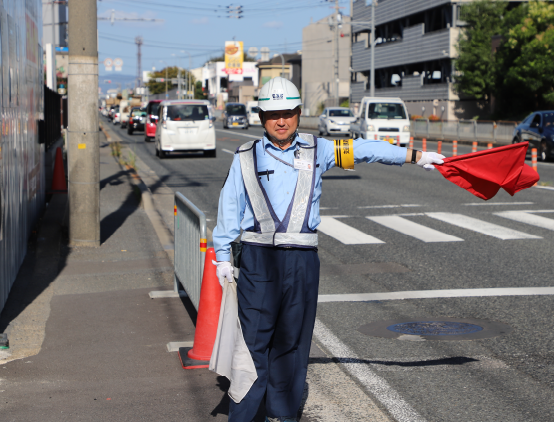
[257, 77, 302, 111]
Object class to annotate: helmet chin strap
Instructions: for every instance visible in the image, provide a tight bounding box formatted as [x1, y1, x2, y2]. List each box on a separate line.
[264, 129, 298, 149]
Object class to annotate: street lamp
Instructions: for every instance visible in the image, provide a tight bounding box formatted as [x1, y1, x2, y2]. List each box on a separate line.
[180, 50, 192, 99]
[160, 60, 168, 99]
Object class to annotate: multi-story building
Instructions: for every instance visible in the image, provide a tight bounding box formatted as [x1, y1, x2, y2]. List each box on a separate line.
[302, 14, 351, 116]
[350, 0, 521, 120]
[201, 61, 259, 109]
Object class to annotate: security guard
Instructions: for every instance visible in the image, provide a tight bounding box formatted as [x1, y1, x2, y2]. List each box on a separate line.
[212, 77, 444, 422]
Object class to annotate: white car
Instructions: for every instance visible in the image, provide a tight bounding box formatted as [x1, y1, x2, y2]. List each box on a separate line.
[318, 107, 356, 136]
[349, 97, 411, 146]
[113, 108, 121, 125]
[155, 100, 216, 158]
[246, 101, 261, 126]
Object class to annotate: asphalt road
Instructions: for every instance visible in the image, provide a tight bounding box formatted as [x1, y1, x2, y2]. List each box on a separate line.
[108, 117, 554, 421]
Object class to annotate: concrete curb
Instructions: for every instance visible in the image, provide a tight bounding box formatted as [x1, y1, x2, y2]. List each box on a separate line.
[99, 122, 176, 266]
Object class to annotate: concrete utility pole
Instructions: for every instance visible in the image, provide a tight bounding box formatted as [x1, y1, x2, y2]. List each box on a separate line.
[370, 0, 375, 97]
[67, 0, 100, 247]
[334, 0, 340, 106]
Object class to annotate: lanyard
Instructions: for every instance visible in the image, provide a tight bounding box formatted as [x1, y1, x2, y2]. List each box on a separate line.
[264, 141, 300, 168]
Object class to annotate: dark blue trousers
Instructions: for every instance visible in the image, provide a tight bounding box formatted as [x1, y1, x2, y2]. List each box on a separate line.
[228, 244, 320, 422]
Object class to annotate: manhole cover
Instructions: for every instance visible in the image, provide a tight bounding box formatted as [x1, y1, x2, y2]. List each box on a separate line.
[358, 317, 511, 341]
[387, 321, 483, 336]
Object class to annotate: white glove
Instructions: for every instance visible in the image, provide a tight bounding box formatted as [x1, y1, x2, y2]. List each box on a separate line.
[212, 260, 234, 287]
[417, 151, 445, 171]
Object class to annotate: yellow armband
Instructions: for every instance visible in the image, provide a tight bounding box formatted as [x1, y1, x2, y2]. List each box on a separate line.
[334, 139, 354, 170]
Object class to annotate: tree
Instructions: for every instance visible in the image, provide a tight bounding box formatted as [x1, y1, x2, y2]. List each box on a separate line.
[495, 1, 554, 115]
[454, 0, 508, 102]
[194, 81, 206, 99]
[145, 66, 196, 95]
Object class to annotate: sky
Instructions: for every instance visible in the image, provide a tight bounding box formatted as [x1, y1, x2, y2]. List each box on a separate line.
[97, 0, 350, 92]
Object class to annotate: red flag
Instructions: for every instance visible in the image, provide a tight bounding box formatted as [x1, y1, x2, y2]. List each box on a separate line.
[435, 142, 539, 200]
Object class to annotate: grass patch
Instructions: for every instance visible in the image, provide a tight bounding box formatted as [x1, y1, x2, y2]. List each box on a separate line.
[538, 181, 552, 187]
[110, 140, 122, 158]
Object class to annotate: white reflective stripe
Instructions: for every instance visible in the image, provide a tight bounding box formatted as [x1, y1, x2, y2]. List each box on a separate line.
[241, 231, 318, 247]
[287, 142, 314, 233]
[425, 212, 541, 240]
[367, 215, 464, 243]
[241, 231, 274, 244]
[275, 232, 318, 247]
[318, 216, 384, 244]
[239, 142, 275, 234]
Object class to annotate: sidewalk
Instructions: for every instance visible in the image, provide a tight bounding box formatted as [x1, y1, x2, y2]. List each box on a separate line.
[0, 130, 235, 421]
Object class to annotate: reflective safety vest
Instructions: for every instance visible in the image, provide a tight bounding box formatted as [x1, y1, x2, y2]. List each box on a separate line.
[237, 133, 318, 248]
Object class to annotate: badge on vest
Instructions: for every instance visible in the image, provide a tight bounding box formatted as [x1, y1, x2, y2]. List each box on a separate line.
[293, 159, 313, 171]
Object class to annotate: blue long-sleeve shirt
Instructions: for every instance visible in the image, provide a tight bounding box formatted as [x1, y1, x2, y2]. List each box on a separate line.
[213, 135, 407, 261]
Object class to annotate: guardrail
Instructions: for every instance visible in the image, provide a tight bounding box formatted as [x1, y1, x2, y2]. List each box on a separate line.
[174, 192, 207, 310]
[411, 119, 518, 144]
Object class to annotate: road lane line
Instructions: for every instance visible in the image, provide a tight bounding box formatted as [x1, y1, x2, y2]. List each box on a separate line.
[216, 129, 261, 139]
[367, 215, 464, 243]
[318, 287, 554, 303]
[533, 185, 554, 191]
[425, 212, 541, 240]
[495, 210, 554, 231]
[462, 202, 534, 206]
[357, 204, 422, 209]
[313, 319, 427, 422]
[318, 216, 384, 244]
[222, 148, 235, 155]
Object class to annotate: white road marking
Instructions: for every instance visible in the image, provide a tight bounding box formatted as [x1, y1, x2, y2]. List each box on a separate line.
[318, 216, 384, 244]
[313, 319, 427, 422]
[367, 215, 464, 243]
[216, 129, 261, 139]
[357, 204, 422, 209]
[425, 212, 541, 240]
[533, 185, 554, 191]
[462, 202, 534, 206]
[222, 148, 235, 155]
[495, 210, 554, 231]
[318, 287, 554, 303]
[319, 207, 339, 210]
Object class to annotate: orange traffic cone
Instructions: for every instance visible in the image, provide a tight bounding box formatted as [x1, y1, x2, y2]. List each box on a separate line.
[179, 247, 222, 369]
[50, 147, 67, 193]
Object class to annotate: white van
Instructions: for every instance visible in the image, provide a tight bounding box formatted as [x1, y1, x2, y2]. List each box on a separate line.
[246, 100, 261, 126]
[349, 97, 411, 146]
[155, 100, 216, 158]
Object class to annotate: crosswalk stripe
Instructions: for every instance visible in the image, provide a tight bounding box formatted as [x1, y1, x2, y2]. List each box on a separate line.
[367, 215, 464, 243]
[494, 210, 554, 231]
[318, 216, 384, 244]
[425, 212, 541, 240]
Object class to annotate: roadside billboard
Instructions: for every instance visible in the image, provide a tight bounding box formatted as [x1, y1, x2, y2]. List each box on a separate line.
[224, 41, 243, 75]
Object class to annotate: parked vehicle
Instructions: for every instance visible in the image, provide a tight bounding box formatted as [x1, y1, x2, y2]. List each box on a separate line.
[145, 100, 163, 142]
[128, 107, 147, 135]
[223, 102, 248, 129]
[155, 100, 216, 158]
[246, 101, 261, 126]
[318, 107, 356, 136]
[513, 111, 554, 161]
[349, 97, 410, 146]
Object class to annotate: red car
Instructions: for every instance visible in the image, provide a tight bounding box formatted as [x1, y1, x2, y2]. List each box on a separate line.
[145, 100, 163, 142]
